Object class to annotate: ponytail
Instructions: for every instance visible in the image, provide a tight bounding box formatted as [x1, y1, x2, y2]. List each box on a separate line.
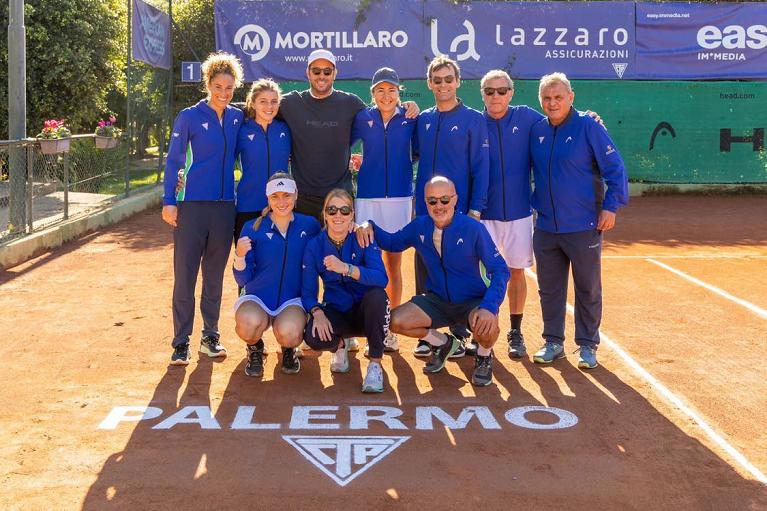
[252, 204, 271, 231]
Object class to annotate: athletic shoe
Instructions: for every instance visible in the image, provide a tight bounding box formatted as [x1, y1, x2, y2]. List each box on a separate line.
[577, 346, 599, 369]
[346, 337, 360, 352]
[295, 343, 304, 359]
[507, 329, 527, 358]
[413, 340, 432, 357]
[533, 341, 565, 364]
[449, 336, 467, 359]
[424, 334, 460, 374]
[364, 332, 400, 357]
[471, 352, 494, 387]
[361, 362, 385, 393]
[244, 341, 264, 378]
[465, 339, 479, 356]
[200, 335, 227, 358]
[330, 340, 351, 373]
[170, 344, 190, 366]
[281, 347, 301, 374]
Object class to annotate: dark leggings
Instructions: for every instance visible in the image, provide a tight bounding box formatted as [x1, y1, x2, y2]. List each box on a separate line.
[304, 288, 390, 359]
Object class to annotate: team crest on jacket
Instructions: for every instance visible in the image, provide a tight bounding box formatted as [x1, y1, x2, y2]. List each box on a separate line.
[605, 145, 616, 155]
[512, 126, 519, 133]
[234, 119, 239, 125]
[539, 136, 545, 143]
[368, 120, 374, 128]
[565, 136, 573, 143]
[202, 122, 209, 130]
[266, 232, 274, 240]
[450, 126, 458, 132]
[457, 238, 464, 245]
[419, 235, 425, 243]
[425, 124, 431, 131]
[301, 231, 307, 238]
[280, 132, 287, 138]
[248, 134, 255, 141]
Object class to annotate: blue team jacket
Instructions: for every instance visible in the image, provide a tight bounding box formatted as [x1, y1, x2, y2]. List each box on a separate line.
[302, 232, 388, 313]
[233, 213, 321, 310]
[413, 101, 490, 217]
[235, 118, 292, 213]
[372, 214, 509, 314]
[482, 106, 544, 221]
[530, 108, 629, 234]
[351, 106, 417, 199]
[163, 100, 244, 206]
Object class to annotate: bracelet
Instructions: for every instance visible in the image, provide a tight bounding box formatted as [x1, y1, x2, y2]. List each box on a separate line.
[346, 264, 354, 278]
[310, 306, 322, 317]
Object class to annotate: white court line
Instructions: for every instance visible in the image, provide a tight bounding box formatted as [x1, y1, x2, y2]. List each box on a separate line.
[524, 268, 767, 484]
[646, 258, 767, 320]
[603, 254, 767, 260]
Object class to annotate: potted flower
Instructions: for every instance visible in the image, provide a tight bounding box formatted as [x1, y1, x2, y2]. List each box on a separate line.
[37, 119, 72, 155]
[94, 114, 121, 149]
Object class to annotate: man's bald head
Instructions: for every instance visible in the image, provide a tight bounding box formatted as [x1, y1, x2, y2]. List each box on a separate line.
[424, 176, 456, 197]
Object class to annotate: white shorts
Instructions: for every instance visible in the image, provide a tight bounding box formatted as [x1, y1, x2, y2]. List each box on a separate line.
[481, 216, 534, 269]
[233, 295, 304, 317]
[355, 197, 412, 233]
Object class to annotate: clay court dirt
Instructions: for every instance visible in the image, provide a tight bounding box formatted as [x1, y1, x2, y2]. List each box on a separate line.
[1, 195, 766, 510]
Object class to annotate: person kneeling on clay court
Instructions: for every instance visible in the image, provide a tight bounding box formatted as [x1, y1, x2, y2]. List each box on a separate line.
[233, 173, 321, 377]
[357, 177, 509, 386]
[302, 190, 390, 393]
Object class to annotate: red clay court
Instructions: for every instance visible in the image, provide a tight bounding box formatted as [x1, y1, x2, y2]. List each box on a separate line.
[1, 195, 766, 510]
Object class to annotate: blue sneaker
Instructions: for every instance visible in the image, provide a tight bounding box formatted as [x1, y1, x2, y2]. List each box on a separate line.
[577, 346, 599, 369]
[533, 341, 565, 364]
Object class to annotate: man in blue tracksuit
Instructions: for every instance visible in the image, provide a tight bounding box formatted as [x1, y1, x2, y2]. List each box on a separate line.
[480, 70, 546, 359]
[412, 55, 490, 357]
[358, 177, 509, 386]
[529, 72, 629, 370]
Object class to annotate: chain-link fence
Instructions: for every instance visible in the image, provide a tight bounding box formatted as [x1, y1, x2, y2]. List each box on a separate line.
[0, 134, 164, 242]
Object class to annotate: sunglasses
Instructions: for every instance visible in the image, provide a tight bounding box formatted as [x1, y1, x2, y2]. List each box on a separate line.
[311, 67, 334, 76]
[325, 205, 352, 216]
[426, 195, 454, 206]
[430, 75, 456, 85]
[483, 87, 511, 96]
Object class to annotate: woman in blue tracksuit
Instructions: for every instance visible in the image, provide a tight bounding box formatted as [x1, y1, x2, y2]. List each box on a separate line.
[162, 52, 244, 366]
[233, 173, 321, 378]
[302, 189, 390, 393]
[350, 67, 416, 353]
[234, 79, 292, 243]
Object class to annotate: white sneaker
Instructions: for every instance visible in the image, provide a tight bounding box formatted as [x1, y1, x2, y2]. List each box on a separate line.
[361, 362, 384, 393]
[345, 338, 360, 352]
[330, 341, 350, 373]
[364, 332, 400, 357]
[413, 340, 433, 357]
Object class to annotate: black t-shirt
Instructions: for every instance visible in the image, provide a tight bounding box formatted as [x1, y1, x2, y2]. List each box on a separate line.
[278, 89, 366, 197]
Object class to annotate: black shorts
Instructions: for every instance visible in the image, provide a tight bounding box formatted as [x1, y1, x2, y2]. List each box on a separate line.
[409, 292, 482, 330]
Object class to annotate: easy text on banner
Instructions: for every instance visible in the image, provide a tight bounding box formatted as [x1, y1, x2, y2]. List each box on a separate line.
[635, 2, 767, 80]
[132, 0, 171, 70]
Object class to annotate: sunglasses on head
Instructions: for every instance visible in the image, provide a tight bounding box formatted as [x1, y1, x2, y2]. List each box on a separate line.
[311, 67, 334, 76]
[483, 87, 511, 96]
[426, 195, 454, 206]
[430, 75, 456, 85]
[325, 205, 352, 216]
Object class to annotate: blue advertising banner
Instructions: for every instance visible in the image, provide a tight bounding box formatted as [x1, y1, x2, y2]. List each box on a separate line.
[424, 0, 635, 80]
[215, 0, 424, 82]
[635, 2, 767, 80]
[132, 0, 171, 70]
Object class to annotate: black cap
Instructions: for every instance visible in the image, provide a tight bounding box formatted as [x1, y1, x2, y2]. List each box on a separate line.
[371, 67, 400, 88]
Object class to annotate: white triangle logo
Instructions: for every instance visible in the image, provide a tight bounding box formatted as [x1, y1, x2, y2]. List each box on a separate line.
[539, 136, 545, 144]
[266, 232, 273, 240]
[368, 120, 374, 128]
[425, 123, 431, 131]
[419, 235, 425, 243]
[612, 63, 627, 79]
[202, 122, 209, 130]
[248, 134, 255, 141]
[283, 435, 409, 487]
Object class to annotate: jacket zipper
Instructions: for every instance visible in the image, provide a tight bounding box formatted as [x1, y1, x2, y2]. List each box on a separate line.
[384, 125, 390, 198]
[496, 121, 507, 220]
[431, 113, 443, 177]
[275, 223, 290, 305]
[264, 124, 271, 182]
[219, 109, 227, 200]
[547, 127, 559, 232]
[439, 232, 452, 302]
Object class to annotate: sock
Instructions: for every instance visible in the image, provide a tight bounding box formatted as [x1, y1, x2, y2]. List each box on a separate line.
[510, 313, 523, 330]
[423, 329, 447, 347]
[248, 339, 264, 351]
[477, 345, 492, 357]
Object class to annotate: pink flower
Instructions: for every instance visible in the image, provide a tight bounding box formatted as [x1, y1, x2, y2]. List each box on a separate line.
[109, 115, 117, 124]
[98, 120, 106, 128]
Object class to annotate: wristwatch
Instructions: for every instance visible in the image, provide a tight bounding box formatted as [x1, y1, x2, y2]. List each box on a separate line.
[345, 264, 354, 278]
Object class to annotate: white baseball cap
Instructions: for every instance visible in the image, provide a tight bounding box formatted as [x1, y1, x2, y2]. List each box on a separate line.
[307, 49, 337, 67]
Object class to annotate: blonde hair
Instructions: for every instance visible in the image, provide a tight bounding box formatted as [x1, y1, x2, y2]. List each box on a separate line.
[321, 189, 354, 228]
[538, 72, 572, 100]
[245, 79, 282, 120]
[253, 172, 293, 231]
[427, 55, 460, 81]
[480, 70, 514, 90]
[201, 52, 244, 90]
